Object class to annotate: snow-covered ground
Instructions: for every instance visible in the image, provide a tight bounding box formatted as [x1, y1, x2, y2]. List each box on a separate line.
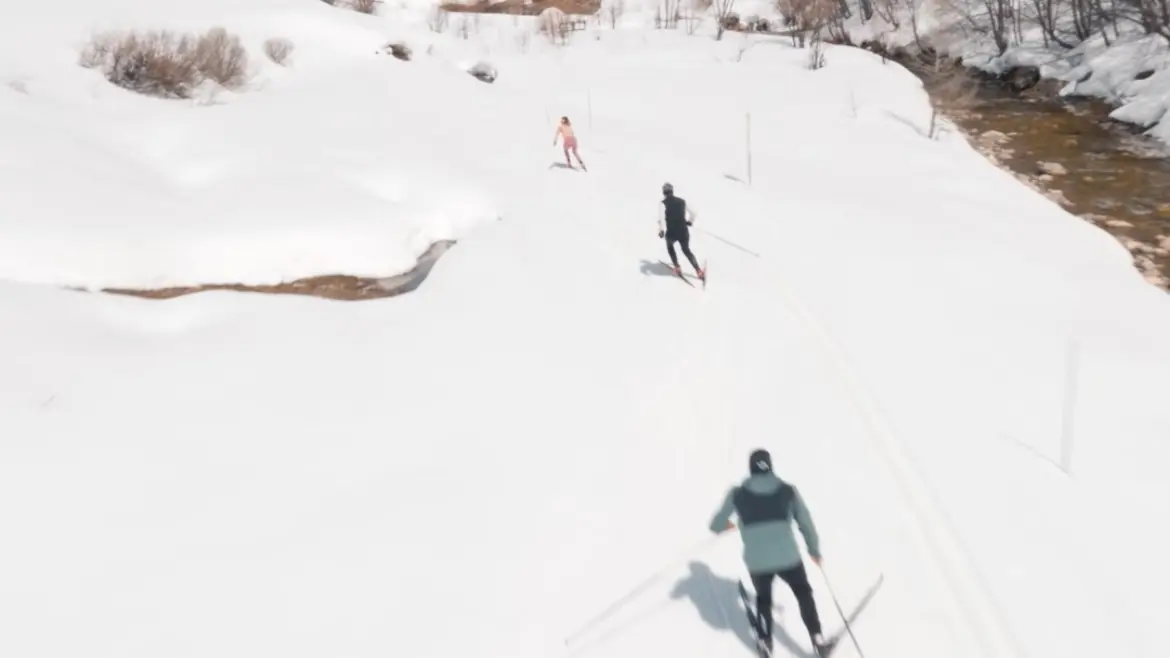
[2, 2, 1170, 658]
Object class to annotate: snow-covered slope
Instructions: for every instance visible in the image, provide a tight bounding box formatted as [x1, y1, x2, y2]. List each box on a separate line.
[2, 3, 1169, 658]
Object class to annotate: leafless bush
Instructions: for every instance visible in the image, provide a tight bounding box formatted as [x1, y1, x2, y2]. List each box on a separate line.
[870, 0, 903, 28]
[428, 6, 450, 32]
[80, 27, 249, 98]
[807, 29, 827, 68]
[775, 0, 840, 46]
[351, 0, 378, 13]
[605, 0, 626, 28]
[264, 37, 294, 65]
[539, 8, 571, 45]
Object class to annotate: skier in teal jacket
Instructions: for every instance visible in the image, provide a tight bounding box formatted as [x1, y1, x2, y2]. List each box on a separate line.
[709, 448, 830, 656]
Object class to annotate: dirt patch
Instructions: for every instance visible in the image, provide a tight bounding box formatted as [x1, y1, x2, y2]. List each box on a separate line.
[101, 240, 456, 301]
[877, 44, 1170, 291]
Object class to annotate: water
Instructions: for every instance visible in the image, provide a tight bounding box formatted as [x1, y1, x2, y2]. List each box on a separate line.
[910, 55, 1170, 290]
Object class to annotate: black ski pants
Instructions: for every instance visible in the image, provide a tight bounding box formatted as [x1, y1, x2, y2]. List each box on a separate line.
[751, 564, 822, 644]
[665, 231, 700, 271]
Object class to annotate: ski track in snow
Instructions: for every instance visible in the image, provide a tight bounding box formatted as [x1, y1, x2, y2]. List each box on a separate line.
[2, 3, 1170, 658]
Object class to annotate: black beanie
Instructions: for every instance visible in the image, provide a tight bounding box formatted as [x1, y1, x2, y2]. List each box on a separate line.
[749, 449, 772, 475]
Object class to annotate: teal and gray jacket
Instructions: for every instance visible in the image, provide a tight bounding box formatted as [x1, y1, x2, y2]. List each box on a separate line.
[708, 473, 821, 574]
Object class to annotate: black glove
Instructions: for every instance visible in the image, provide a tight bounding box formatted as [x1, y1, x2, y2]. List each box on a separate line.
[658, 230, 664, 238]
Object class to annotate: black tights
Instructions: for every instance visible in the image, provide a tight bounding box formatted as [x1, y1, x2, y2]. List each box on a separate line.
[751, 564, 822, 643]
[666, 233, 700, 271]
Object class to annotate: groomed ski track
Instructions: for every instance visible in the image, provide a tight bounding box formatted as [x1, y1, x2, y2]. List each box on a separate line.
[539, 156, 1023, 658]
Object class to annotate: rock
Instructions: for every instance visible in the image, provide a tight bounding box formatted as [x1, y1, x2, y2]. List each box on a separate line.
[1135, 69, 1155, 81]
[979, 130, 1010, 145]
[1159, 235, 1170, 251]
[1045, 188, 1072, 206]
[468, 61, 497, 83]
[1003, 65, 1041, 92]
[1038, 174, 1054, 182]
[1037, 161, 1068, 176]
[382, 41, 411, 61]
[1105, 218, 1134, 228]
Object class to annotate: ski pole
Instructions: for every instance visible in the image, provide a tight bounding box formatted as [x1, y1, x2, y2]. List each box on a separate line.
[563, 533, 724, 647]
[818, 565, 868, 658]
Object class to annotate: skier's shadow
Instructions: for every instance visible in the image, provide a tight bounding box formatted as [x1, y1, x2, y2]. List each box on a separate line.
[638, 259, 676, 277]
[670, 561, 810, 658]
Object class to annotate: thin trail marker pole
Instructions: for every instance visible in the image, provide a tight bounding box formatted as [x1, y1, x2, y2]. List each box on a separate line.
[1060, 338, 1080, 475]
[588, 89, 593, 131]
[746, 112, 752, 185]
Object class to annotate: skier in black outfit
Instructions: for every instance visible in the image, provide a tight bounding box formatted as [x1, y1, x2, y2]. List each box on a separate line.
[657, 182, 705, 281]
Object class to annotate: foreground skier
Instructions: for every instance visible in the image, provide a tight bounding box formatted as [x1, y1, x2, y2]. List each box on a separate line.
[657, 182, 705, 280]
[709, 449, 831, 657]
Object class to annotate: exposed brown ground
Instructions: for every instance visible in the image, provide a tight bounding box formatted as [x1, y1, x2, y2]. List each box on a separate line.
[100, 240, 456, 301]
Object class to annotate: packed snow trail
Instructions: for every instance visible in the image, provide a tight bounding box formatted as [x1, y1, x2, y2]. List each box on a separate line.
[3, 4, 1170, 658]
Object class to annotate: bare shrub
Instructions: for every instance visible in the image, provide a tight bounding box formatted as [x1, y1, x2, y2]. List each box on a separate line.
[871, 0, 902, 28]
[351, 0, 378, 13]
[80, 27, 249, 98]
[264, 37, 294, 65]
[807, 29, 826, 69]
[428, 6, 450, 32]
[538, 7, 571, 45]
[775, 0, 839, 46]
[191, 28, 248, 88]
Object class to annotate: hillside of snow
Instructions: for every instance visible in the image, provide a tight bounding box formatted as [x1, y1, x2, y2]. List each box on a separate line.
[2, 3, 1170, 658]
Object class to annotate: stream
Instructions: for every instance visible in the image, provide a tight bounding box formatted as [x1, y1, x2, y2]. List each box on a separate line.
[888, 47, 1170, 291]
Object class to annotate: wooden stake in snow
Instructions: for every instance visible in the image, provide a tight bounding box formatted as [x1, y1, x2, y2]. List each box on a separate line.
[588, 88, 593, 131]
[746, 112, 752, 185]
[1059, 338, 1080, 475]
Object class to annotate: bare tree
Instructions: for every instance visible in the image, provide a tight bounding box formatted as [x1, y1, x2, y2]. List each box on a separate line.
[605, 0, 626, 28]
[714, 0, 737, 38]
[656, 0, 684, 27]
[776, 0, 840, 46]
[427, 6, 449, 33]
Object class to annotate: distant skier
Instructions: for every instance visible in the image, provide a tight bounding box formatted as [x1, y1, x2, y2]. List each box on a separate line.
[657, 182, 705, 280]
[709, 448, 830, 657]
[553, 116, 586, 170]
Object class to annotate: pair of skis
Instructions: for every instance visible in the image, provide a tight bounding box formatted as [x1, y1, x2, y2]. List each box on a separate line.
[736, 580, 841, 658]
[659, 260, 707, 290]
